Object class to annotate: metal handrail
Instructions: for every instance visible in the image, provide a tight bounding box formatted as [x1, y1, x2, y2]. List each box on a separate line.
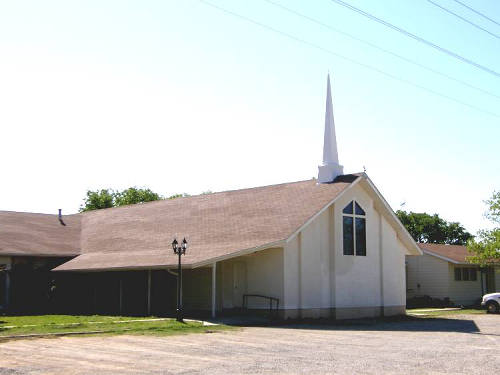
[242, 294, 280, 314]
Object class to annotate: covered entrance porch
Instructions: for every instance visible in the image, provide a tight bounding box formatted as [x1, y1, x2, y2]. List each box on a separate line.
[55, 247, 284, 318]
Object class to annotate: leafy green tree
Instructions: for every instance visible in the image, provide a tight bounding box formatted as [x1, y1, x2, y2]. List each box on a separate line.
[167, 193, 190, 199]
[396, 210, 472, 245]
[80, 189, 114, 212]
[80, 187, 163, 212]
[468, 191, 500, 265]
[80, 187, 211, 211]
[114, 187, 162, 207]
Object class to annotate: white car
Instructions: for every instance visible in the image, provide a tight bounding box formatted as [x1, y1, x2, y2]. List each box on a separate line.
[481, 293, 500, 313]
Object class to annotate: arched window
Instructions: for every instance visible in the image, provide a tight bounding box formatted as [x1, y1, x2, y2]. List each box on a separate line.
[342, 201, 366, 256]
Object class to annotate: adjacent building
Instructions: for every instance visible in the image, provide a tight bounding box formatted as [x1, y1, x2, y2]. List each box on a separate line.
[407, 243, 500, 306]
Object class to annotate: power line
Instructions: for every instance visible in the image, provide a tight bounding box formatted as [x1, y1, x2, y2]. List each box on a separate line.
[263, 0, 500, 101]
[451, 0, 500, 28]
[199, 0, 500, 119]
[328, 0, 500, 79]
[426, 0, 500, 40]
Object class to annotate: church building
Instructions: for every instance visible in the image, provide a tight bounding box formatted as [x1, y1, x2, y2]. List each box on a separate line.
[0, 75, 421, 319]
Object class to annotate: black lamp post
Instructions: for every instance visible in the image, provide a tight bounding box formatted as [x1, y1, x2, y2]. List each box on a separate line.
[172, 237, 187, 322]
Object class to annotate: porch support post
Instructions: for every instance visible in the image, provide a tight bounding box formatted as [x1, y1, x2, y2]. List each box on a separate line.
[4, 271, 10, 310]
[147, 270, 152, 316]
[119, 277, 123, 315]
[212, 262, 217, 318]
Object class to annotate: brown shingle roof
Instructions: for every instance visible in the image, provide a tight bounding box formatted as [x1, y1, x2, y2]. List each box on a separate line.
[54, 175, 360, 271]
[418, 243, 470, 264]
[0, 211, 81, 257]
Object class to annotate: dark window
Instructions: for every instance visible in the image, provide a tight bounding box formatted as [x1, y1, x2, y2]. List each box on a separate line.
[342, 200, 366, 256]
[343, 202, 353, 214]
[355, 202, 365, 215]
[355, 218, 366, 256]
[463, 268, 470, 281]
[343, 216, 354, 255]
[455, 268, 478, 281]
[470, 268, 477, 281]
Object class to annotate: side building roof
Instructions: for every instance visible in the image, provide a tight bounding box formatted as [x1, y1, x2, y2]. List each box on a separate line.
[417, 243, 470, 264]
[0, 211, 81, 257]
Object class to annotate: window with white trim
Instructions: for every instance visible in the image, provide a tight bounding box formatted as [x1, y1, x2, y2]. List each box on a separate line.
[342, 200, 366, 256]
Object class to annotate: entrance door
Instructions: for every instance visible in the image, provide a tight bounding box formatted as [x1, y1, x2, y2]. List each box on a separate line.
[233, 262, 247, 308]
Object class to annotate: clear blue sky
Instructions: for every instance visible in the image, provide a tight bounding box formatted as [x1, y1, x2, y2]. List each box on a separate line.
[0, 0, 499, 234]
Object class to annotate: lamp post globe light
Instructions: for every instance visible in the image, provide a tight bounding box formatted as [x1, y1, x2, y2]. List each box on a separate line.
[172, 237, 187, 322]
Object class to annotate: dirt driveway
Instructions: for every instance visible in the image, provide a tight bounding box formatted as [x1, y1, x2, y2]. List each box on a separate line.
[0, 314, 498, 374]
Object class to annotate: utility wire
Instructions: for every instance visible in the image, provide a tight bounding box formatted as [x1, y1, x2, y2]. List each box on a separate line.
[426, 0, 500, 40]
[451, 0, 500, 28]
[199, 0, 500, 119]
[263, 0, 500, 100]
[328, 0, 500, 79]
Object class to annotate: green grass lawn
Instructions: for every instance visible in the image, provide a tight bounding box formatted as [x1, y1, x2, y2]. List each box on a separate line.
[0, 315, 233, 339]
[406, 308, 486, 317]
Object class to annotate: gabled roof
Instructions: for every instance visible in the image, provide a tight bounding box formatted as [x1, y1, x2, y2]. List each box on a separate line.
[1, 172, 421, 271]
[52, 174, 360, 271]
[418, 243, 470, 264]
[0, 211, 81, 257]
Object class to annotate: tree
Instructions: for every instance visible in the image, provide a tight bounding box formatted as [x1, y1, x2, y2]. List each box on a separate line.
[80, 187, 210, 212]
[80, 187, 163, 212]
[467, 191, 500, 265]
[114, 187, 162, 207]
[80, 189, 114, 212]
[167, 193, 190, 200]
[396, 210, 472, 245]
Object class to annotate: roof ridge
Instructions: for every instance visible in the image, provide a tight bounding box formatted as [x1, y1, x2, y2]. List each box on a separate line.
[79, 178, 318, 216]
[0, 210, 80, 218]
[80, 173, 364, 215]
[1, 174, 364, 217]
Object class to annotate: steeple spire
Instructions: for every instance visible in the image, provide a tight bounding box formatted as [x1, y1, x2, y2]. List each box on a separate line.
[318, 74, 344, 183]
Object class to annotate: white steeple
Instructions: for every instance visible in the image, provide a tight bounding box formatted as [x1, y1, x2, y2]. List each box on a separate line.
[318, 74, 343, 183]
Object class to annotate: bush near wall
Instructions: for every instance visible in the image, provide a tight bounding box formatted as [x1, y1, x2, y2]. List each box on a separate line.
[406, 295, 457, 309]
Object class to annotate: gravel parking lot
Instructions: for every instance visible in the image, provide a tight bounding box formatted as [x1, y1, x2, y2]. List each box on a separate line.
[0, 314, 498, 374]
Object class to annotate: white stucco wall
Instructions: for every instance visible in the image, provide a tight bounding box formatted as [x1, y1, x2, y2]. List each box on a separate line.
[283, 235, 300, 310]
[219, 248, 284, 310]
[283, 182, 409, 318]
[381, 220, 406, 307]
[333, 184, 380, 310]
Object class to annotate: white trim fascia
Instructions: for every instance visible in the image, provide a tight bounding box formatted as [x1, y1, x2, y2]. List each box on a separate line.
[363, 176, 422, 256]
[286, 175, 363, 243]
[421, 249, 468, 265]
[191, 240, 286, 268]
[53, 240, 286, 272]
